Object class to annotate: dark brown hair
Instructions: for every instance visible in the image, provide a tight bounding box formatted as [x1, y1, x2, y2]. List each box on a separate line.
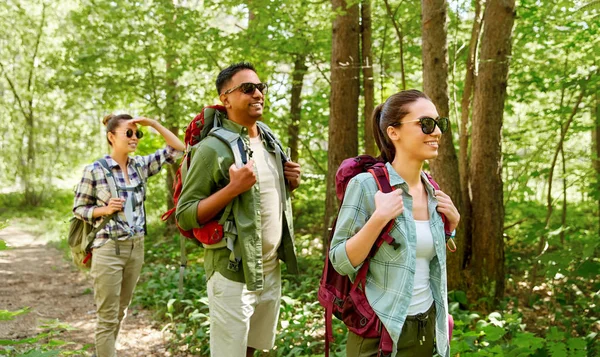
[216, 62, 257, 95]
[372, 89, 431, 162]
[103, 113, 133, 146]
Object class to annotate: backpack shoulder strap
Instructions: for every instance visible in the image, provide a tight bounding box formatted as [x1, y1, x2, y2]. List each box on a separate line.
[84, 211, 117, 254]
[97, 158, 118, 198]
[423, 172, 456, 250]
[366, 164, 398, 251]
[208, 127, 247, 169]
[131, 158, 147, 201]
[257, 121, 289, 161]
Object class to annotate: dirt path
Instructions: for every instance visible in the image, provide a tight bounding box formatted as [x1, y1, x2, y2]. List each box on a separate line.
[0, 226, 171, 356]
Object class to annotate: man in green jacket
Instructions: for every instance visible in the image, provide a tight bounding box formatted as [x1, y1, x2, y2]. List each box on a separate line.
[176, 62, 301, 357]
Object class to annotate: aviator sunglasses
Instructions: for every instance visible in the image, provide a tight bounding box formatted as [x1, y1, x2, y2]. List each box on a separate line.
[401, 116, 450, 134]
[114, 129, 144, 139]
[223, 82, 269, 95]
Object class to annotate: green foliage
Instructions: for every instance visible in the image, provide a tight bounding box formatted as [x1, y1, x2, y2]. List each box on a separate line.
[0, 190, 73, 245]
[449, 302, 596, 357]
[0, 317, 91, 356]
[0, 308, 31, 322]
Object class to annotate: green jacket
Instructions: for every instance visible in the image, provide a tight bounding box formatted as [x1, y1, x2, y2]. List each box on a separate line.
[176, 114, 298, 291]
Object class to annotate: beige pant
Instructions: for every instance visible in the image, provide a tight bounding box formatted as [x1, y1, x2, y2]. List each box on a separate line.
[207, 264, 281, 357]
[90, 236, 144, 357]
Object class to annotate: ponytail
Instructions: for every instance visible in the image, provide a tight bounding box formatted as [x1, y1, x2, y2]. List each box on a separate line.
[372, 103, 394, 163]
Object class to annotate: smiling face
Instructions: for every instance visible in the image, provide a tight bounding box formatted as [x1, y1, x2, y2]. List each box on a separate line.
[386, 98, 442, 162]
[219, 69, 264, 123]
[107, 120, 139, 154]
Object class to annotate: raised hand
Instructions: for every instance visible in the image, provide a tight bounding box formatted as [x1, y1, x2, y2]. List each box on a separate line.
[129, 117, 157, 127]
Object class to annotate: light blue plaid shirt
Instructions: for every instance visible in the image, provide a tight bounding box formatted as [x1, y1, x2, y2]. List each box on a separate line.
[329, 162, 450, 356]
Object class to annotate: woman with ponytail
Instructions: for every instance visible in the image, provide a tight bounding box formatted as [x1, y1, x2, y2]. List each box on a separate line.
[73, 114, 184, 357]
[329, 90, 460, 356]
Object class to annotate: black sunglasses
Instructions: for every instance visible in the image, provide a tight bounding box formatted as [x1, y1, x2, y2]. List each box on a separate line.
[402, 117, 450, 134]
[223, 82, 268, 95]
[114, 129, 144, 139]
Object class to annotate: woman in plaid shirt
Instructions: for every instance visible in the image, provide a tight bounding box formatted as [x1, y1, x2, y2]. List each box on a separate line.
[329, 90, 460, 356]
[73, 114, 184, 357]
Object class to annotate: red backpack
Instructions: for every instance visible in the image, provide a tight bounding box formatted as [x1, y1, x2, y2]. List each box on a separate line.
[161, 105, 247, 242]
[162, 105, 248, 292]
[318, 155, 454, 356]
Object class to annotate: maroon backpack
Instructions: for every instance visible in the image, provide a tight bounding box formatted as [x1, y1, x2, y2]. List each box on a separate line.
[318, 155, 453, 356]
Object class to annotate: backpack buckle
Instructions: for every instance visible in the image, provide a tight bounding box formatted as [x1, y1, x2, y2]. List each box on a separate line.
[227, 258, 241, 272]
[334, 297, 344, 308]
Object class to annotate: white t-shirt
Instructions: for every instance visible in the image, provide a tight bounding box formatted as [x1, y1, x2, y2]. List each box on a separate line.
[407, 220, 436, 315]
[249, 136, 283, 273]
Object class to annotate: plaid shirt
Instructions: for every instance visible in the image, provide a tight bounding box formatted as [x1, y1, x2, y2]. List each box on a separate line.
[73, 146, 182, 248]
[329, 162, 450, 357]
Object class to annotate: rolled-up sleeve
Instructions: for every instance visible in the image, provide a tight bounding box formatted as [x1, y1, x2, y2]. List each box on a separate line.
[329, 177, 371, 278]
[176, 144, 224, 231]
[73, 165, 97, 224]
[141, 145, 184, 179]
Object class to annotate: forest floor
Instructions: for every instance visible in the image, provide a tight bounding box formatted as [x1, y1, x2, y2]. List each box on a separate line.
[0, 226, 175, 356]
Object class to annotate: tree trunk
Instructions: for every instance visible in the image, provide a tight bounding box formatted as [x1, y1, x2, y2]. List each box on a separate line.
[458, 0, 483, 275]
[289, 55, 307, 163]
[469, 0, 515, 305]
[361, 0, 376, 157]
[595, 89, 600, 237]
[560, 144, 566, 245]
[22, 4, 46, 206]
[324, 0, 361, 251]
[383, 0, 406, 90]
[421, 0, 464, 290]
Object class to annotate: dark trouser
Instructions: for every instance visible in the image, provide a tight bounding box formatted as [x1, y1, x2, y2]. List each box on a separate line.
[346, 303, 436, 357]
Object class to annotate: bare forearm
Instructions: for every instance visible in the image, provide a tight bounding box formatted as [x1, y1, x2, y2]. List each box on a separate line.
[92, 206, 111, 218]
[345, 212, 389, 267]
[196, 185, 239, 224]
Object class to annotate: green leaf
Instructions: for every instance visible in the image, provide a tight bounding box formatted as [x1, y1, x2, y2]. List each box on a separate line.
[454, 290, 468, 305]
[547, 341, 567, 356]
[547, 327, 565, 341]
[0, 307, 31, 321]
[567, 337, 587, 350]
[16, 350, 60, 357]
[483, 325, 506, 342]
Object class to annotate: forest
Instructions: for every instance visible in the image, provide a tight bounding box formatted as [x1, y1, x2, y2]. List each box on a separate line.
[0, 0, 599, 356]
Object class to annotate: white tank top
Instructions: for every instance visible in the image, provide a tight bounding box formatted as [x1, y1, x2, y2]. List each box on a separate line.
[407, 220, 436, 315]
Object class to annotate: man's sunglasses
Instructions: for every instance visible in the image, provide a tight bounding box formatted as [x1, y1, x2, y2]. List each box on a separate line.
[114, 129, 144, 139]
[223, 82, 268, 95]
[401, 117, 450, 134]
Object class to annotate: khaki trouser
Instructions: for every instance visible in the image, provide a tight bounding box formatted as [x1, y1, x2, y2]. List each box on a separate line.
[90, 236, 144, 357]
[207, 264, 282, 357]
[346, 303, 436, 357]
